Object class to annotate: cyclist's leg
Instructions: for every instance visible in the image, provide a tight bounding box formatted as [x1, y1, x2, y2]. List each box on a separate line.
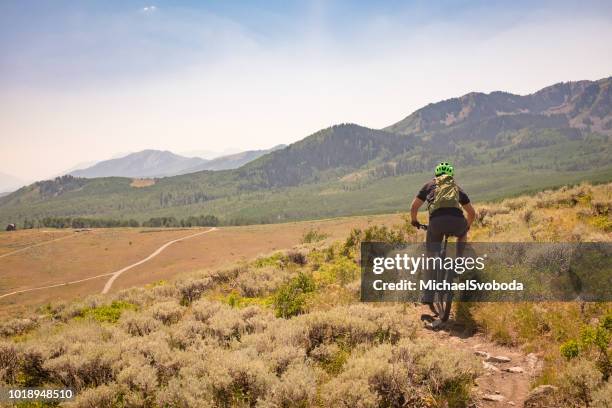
[454, 217, 469, 257]
[426, 217, 445, 254]
[422, 218, 444, 306]
[424, 216, 467, 325]
[432, 215, 468, 256]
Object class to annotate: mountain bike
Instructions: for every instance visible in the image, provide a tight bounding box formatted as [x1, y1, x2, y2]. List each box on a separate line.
[416, 223, 454, 325]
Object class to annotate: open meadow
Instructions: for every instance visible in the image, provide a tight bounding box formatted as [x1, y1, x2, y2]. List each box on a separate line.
[0, 214, 404, 318]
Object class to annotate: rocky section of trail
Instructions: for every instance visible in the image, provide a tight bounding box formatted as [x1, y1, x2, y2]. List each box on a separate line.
[418, 313, 542, 407]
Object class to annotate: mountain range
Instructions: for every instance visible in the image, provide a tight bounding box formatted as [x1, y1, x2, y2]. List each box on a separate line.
[1, 76, 610, 226]
[388, 79, 612, 136]
[69, 146, 285, 179]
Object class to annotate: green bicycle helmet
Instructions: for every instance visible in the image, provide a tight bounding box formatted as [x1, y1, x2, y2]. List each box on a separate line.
[434, 162, 454, 177]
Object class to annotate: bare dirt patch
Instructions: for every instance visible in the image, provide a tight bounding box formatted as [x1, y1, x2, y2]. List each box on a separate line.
[130, 178, 156, 188]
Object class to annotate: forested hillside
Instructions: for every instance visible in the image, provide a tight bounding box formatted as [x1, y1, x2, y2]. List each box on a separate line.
[1, 77, 610, 226]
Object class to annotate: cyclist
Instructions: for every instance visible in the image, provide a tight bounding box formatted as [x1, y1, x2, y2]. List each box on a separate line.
[409, 162, 475, 315]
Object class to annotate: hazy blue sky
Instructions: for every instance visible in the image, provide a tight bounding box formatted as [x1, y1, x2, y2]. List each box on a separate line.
[1, 0, 611, 180]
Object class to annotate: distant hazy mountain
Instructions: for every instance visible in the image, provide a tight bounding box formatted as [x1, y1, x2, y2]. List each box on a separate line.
[53, 160, 99, 179]
[69, 146, 285, 178]
[185, 145, 286, 172]
[0, 172, 26, 193]
[180, 148, 241, 160]
[70, 150, 206, 178]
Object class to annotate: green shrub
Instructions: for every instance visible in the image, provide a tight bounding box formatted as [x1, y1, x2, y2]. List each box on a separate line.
[363, 225, 407, 244]
[79, 301, 137, 324]
[301, 228, 328, 243]
[253, 252, 287, 268]
[274, 273, 316, 318]
[142, 216, 180, 228]
[315, 255, 358, 286]
[292, 272, 316, 293]
[560, 321, 611, 377]
[602, 313, 612, 331]
[581, 326, 611, 355]
[311, 343, 350, 375]
[590, 215, 612, 232]
[342, 228, 363, 256]
[561, 340, 581, 360]
[180, 214, 219, 227]
[37, 215, 140, 228]
[274, 287, 306, 318]
[225, 293, 274, 309]
[342, 224, 408, 257]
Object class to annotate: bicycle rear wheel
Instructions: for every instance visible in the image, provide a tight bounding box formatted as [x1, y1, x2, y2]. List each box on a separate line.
[433, 268, 453, 322]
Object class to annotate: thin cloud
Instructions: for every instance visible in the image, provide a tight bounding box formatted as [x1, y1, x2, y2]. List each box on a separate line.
[142, 6, 157, 13]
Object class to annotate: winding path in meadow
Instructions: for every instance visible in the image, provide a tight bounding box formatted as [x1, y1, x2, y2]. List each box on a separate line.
[0, 271, 116, 300]
[100, 227, 217, 294]
[0, 228, 217, 299]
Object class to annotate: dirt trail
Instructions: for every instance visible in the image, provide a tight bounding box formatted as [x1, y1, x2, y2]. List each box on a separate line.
[0, 228, 217, 300]
[418, 307, 537, 407]
[0, 272, 114, 300]
[101, 227, 217, 294]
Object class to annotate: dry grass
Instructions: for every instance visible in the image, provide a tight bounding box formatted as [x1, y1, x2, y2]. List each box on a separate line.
[0, 182, 611, 407]
[0, 214, 405, 318]
[0, 228, 195, 318]
[0, 229, 74, 256]
[0, 272, 477, 407]
[0, 234, 480, 407]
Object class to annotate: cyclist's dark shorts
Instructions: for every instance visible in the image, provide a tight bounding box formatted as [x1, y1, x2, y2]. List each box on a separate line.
[426, 215, 468, 246]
